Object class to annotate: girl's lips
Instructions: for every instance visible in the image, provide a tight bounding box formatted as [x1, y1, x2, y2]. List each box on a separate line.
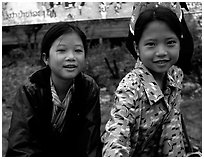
[153, 60, 170, 66]
[154, 59, 170, 63]
[63, 65, 77, 71]
[63, 64, 77, 68]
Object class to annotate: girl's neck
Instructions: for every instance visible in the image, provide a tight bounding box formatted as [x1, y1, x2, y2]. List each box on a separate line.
[51, 74, 73, 100]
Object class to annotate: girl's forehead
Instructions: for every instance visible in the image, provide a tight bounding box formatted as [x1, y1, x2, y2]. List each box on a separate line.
[54, 32, 83, 45]
[142, 21, 177, 37]
[57, 32, 80, 41]
[146, 21, 170, 31]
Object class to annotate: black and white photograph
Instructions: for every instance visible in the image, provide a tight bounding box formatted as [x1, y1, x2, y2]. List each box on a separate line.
[2, 2, 202, 157]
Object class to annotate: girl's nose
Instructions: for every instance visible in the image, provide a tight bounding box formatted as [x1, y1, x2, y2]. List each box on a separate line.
[156, 45, 167, 56]
[65, 51, 75, 60]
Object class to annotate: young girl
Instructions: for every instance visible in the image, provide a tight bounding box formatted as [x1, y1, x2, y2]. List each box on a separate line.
[102, 5, 195, 157]
[6, 22, 102, 157]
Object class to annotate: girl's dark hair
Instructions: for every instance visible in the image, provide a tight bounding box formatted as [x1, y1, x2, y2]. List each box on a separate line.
[126, 6, 194, 74]
[134, 6, 182, 45]
[41, 22, 87, 63]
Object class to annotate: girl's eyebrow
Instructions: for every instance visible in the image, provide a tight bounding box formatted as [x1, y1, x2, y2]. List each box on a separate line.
[166, 36, 178, 40]
[165, 38, 176, 41]
[143, 38, 156, 42]
[57, 43, 66, 46]
[75, 44, 84, 47]
[57, 43, 84, 47]
[144, 35, 178, 41]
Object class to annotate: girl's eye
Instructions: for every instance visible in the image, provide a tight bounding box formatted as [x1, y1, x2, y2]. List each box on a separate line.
[167, 40, 176, 47]
[57, 49, 66, 52]
[75, 49, 83, 53]
[145, 42, 156, 47]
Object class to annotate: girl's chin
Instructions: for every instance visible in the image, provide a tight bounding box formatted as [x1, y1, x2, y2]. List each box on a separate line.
[62, 74, 78, 79]
[148, 67, 169, 75]
[154, 70, 169, 76]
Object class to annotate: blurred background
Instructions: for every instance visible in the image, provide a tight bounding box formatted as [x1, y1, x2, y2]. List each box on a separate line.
[2, 2, 202, 156]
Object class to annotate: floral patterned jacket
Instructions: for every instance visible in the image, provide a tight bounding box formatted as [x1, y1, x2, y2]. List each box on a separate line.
[102, 59, 186, 157]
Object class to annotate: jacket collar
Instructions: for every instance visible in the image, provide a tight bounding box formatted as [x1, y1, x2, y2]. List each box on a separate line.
[134, 59, 182, 105]
[29, 66, 52, 88]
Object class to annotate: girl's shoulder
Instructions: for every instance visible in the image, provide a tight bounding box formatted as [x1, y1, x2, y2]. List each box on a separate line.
[168, 65, 183, 75]
[117, 69, 142, 91]
[18, 67, 51, 96]
[81, 73, 97, 83]
[80, 73, 99, 87]
[75, 73, 100, 103]
[77, 73, 100, 94]
[15, 77, 40, 100]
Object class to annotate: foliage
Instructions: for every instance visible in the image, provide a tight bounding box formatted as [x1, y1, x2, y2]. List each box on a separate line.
[186, 2, 202, 27]
[182, 9, 202, 85]
[9, 48, 27, 59]
[85, 41, 135, 93]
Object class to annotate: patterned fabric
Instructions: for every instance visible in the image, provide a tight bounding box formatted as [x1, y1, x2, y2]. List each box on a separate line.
[50, 78, 74, 133]
[102, 59, 186, 157]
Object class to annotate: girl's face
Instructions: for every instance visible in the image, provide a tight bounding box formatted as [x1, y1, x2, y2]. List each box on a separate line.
[44, 32, 85, 82]
[137, 20, 180, 77]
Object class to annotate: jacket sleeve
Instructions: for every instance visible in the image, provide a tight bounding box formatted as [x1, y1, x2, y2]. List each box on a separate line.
[83, 82, 102, 157]
[102, 72, 141, 157]
[6, 86, 43, 156]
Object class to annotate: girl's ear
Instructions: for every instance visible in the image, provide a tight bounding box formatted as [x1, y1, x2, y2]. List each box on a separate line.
[42, 53, 49, 65]
[133, 41, 140, 56]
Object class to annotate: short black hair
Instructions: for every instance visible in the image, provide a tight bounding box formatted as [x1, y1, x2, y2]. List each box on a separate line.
[41, 22, 87, 63]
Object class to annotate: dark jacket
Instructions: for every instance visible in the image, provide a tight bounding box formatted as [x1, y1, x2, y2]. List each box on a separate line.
[6, 66, 102, 157]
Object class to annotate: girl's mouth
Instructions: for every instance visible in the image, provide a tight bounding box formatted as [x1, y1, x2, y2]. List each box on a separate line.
[63, 65, 77, 70]
[64, 65, 77, 68]
[153, 60, 170, 66]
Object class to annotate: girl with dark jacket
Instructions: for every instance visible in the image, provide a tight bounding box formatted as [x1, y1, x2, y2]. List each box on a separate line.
[6, 22, 102, 157]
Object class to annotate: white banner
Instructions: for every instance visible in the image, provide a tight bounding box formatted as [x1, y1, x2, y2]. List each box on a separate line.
[2, 2, 134, 26]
